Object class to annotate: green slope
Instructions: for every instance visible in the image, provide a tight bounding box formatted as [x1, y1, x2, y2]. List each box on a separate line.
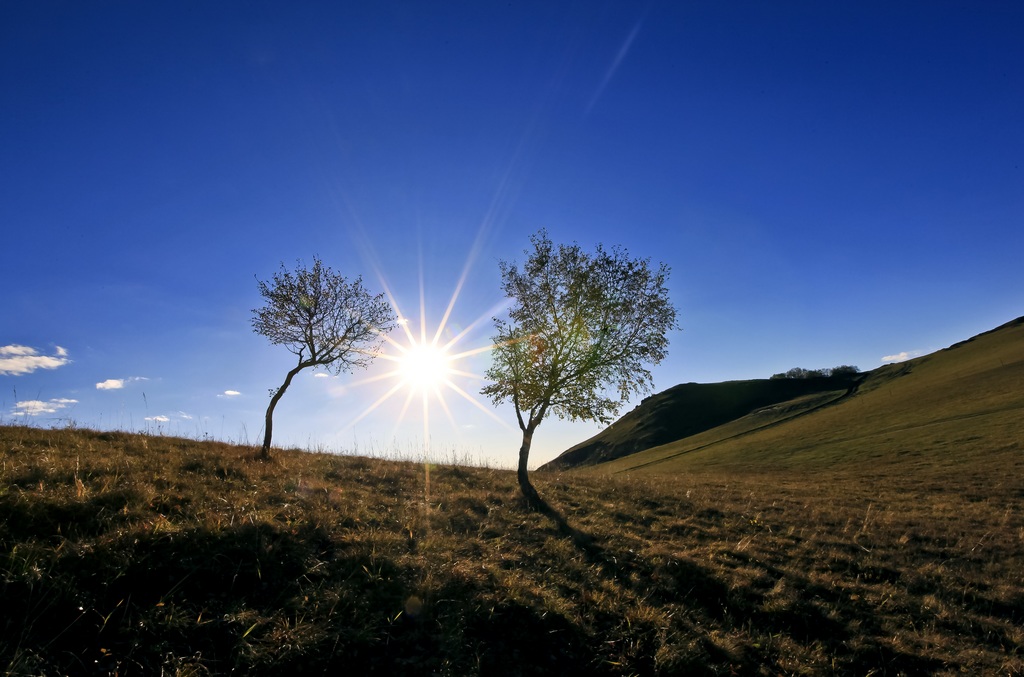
[571, 316, 1024, 475]
[541, 375, 860, 470]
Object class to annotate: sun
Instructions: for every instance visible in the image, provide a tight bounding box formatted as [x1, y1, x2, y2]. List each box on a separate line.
[398, 341, 453, 392]
[335, 235, 517, 451]
[342, 306, 507, 446]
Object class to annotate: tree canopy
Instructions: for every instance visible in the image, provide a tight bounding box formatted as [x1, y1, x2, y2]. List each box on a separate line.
[482, 230, 678, 504]
[770, 365, 860, 380]
[252, 257, 396, 458]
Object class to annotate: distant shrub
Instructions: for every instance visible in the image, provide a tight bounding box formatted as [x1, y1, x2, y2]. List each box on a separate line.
[770, 365, 860, 380]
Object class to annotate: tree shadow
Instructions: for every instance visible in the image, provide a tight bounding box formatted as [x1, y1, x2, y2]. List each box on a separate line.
[525, 491, 598, 550]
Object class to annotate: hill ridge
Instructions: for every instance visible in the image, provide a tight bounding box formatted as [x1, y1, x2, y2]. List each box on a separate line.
[544, 315, 1024, 473]
[542, 375, 862, 470]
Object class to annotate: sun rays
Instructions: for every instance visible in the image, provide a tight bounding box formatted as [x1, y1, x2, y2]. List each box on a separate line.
[339, 265, 512, 448]
[325, 144, 534, 451]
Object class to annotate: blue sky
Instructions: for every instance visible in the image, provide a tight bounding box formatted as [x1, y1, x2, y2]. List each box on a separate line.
[3, 2, 1022, 467]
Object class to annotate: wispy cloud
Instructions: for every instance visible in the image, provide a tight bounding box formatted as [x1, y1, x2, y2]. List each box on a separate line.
[145, 415, 170, 422]
[881, 350, 921, 363]
[313, 373, 330, 378]
[12, 398, 78, 416]
[219, 390, 241, 397]
[586, 18, 645, 114]
[0, 344, 70, 376]
[96, 376, 148, 390]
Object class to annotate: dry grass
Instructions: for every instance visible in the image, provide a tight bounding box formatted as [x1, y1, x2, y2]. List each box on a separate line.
[2, 424, 1022, 675]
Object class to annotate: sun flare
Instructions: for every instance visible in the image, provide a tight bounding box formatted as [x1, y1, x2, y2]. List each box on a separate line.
[336, 229, 519, 449]
[399, 341, 453, 392]
[342, 302, 509, 446]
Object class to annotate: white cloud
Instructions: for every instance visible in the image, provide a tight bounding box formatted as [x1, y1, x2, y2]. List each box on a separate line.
[96, 376, 148, 390]
[313, 373, 330, 378]
[12, 398, 79, 416]
[223, 390, 241, 397]
[881, 350, 921, 363]
[0, 344, 71, 376]
[178, 411, 193, 420]
[145, 415, 170, 422]
[1, 346, 35, 356]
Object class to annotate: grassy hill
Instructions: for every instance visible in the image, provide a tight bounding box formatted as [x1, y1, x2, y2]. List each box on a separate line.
[542, 375, 861, 470]
[2, 424, 1022, 674]
[554, 316, 1024, 476]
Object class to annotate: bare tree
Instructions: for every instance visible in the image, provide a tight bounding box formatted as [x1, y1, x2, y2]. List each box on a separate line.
[482, 230, 678, 505]
[252, 257, 396, 459]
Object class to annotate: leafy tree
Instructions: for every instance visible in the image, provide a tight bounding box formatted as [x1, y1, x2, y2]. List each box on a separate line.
[252, 257, 396, 459]
[771, 365, 861, 380]
[482, 230, 678, 505]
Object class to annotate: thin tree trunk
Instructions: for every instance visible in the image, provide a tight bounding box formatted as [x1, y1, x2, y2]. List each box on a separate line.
[517, 425, 542, 507]
[260, 363, 304, 459]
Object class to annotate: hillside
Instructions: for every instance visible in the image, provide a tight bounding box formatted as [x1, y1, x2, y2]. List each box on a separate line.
[557, 315, 1024, 475]
[542, 375, 860, 470]
[1, 425, 1022, 674]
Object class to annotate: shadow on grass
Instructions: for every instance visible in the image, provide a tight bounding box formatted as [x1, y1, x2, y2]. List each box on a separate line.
[2, 520, 418, 674]
[0, 490, 144, 542]
[529, 491, 737, 632]
[526, 491, 950, 676]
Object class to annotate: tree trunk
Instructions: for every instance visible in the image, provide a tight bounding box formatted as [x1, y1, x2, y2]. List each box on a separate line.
[517, 425, 542, 507]
[260, 363, 304, 459]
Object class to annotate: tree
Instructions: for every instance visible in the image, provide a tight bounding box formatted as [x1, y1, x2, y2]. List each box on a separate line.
[770, 365, 861, 380]
[481, 230, 678, 505]
[830, 364, 860, 377]
[251, 257, 396, 459]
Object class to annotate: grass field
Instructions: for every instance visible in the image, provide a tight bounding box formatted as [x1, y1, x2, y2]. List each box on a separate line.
[2, 424, 1022, 675]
